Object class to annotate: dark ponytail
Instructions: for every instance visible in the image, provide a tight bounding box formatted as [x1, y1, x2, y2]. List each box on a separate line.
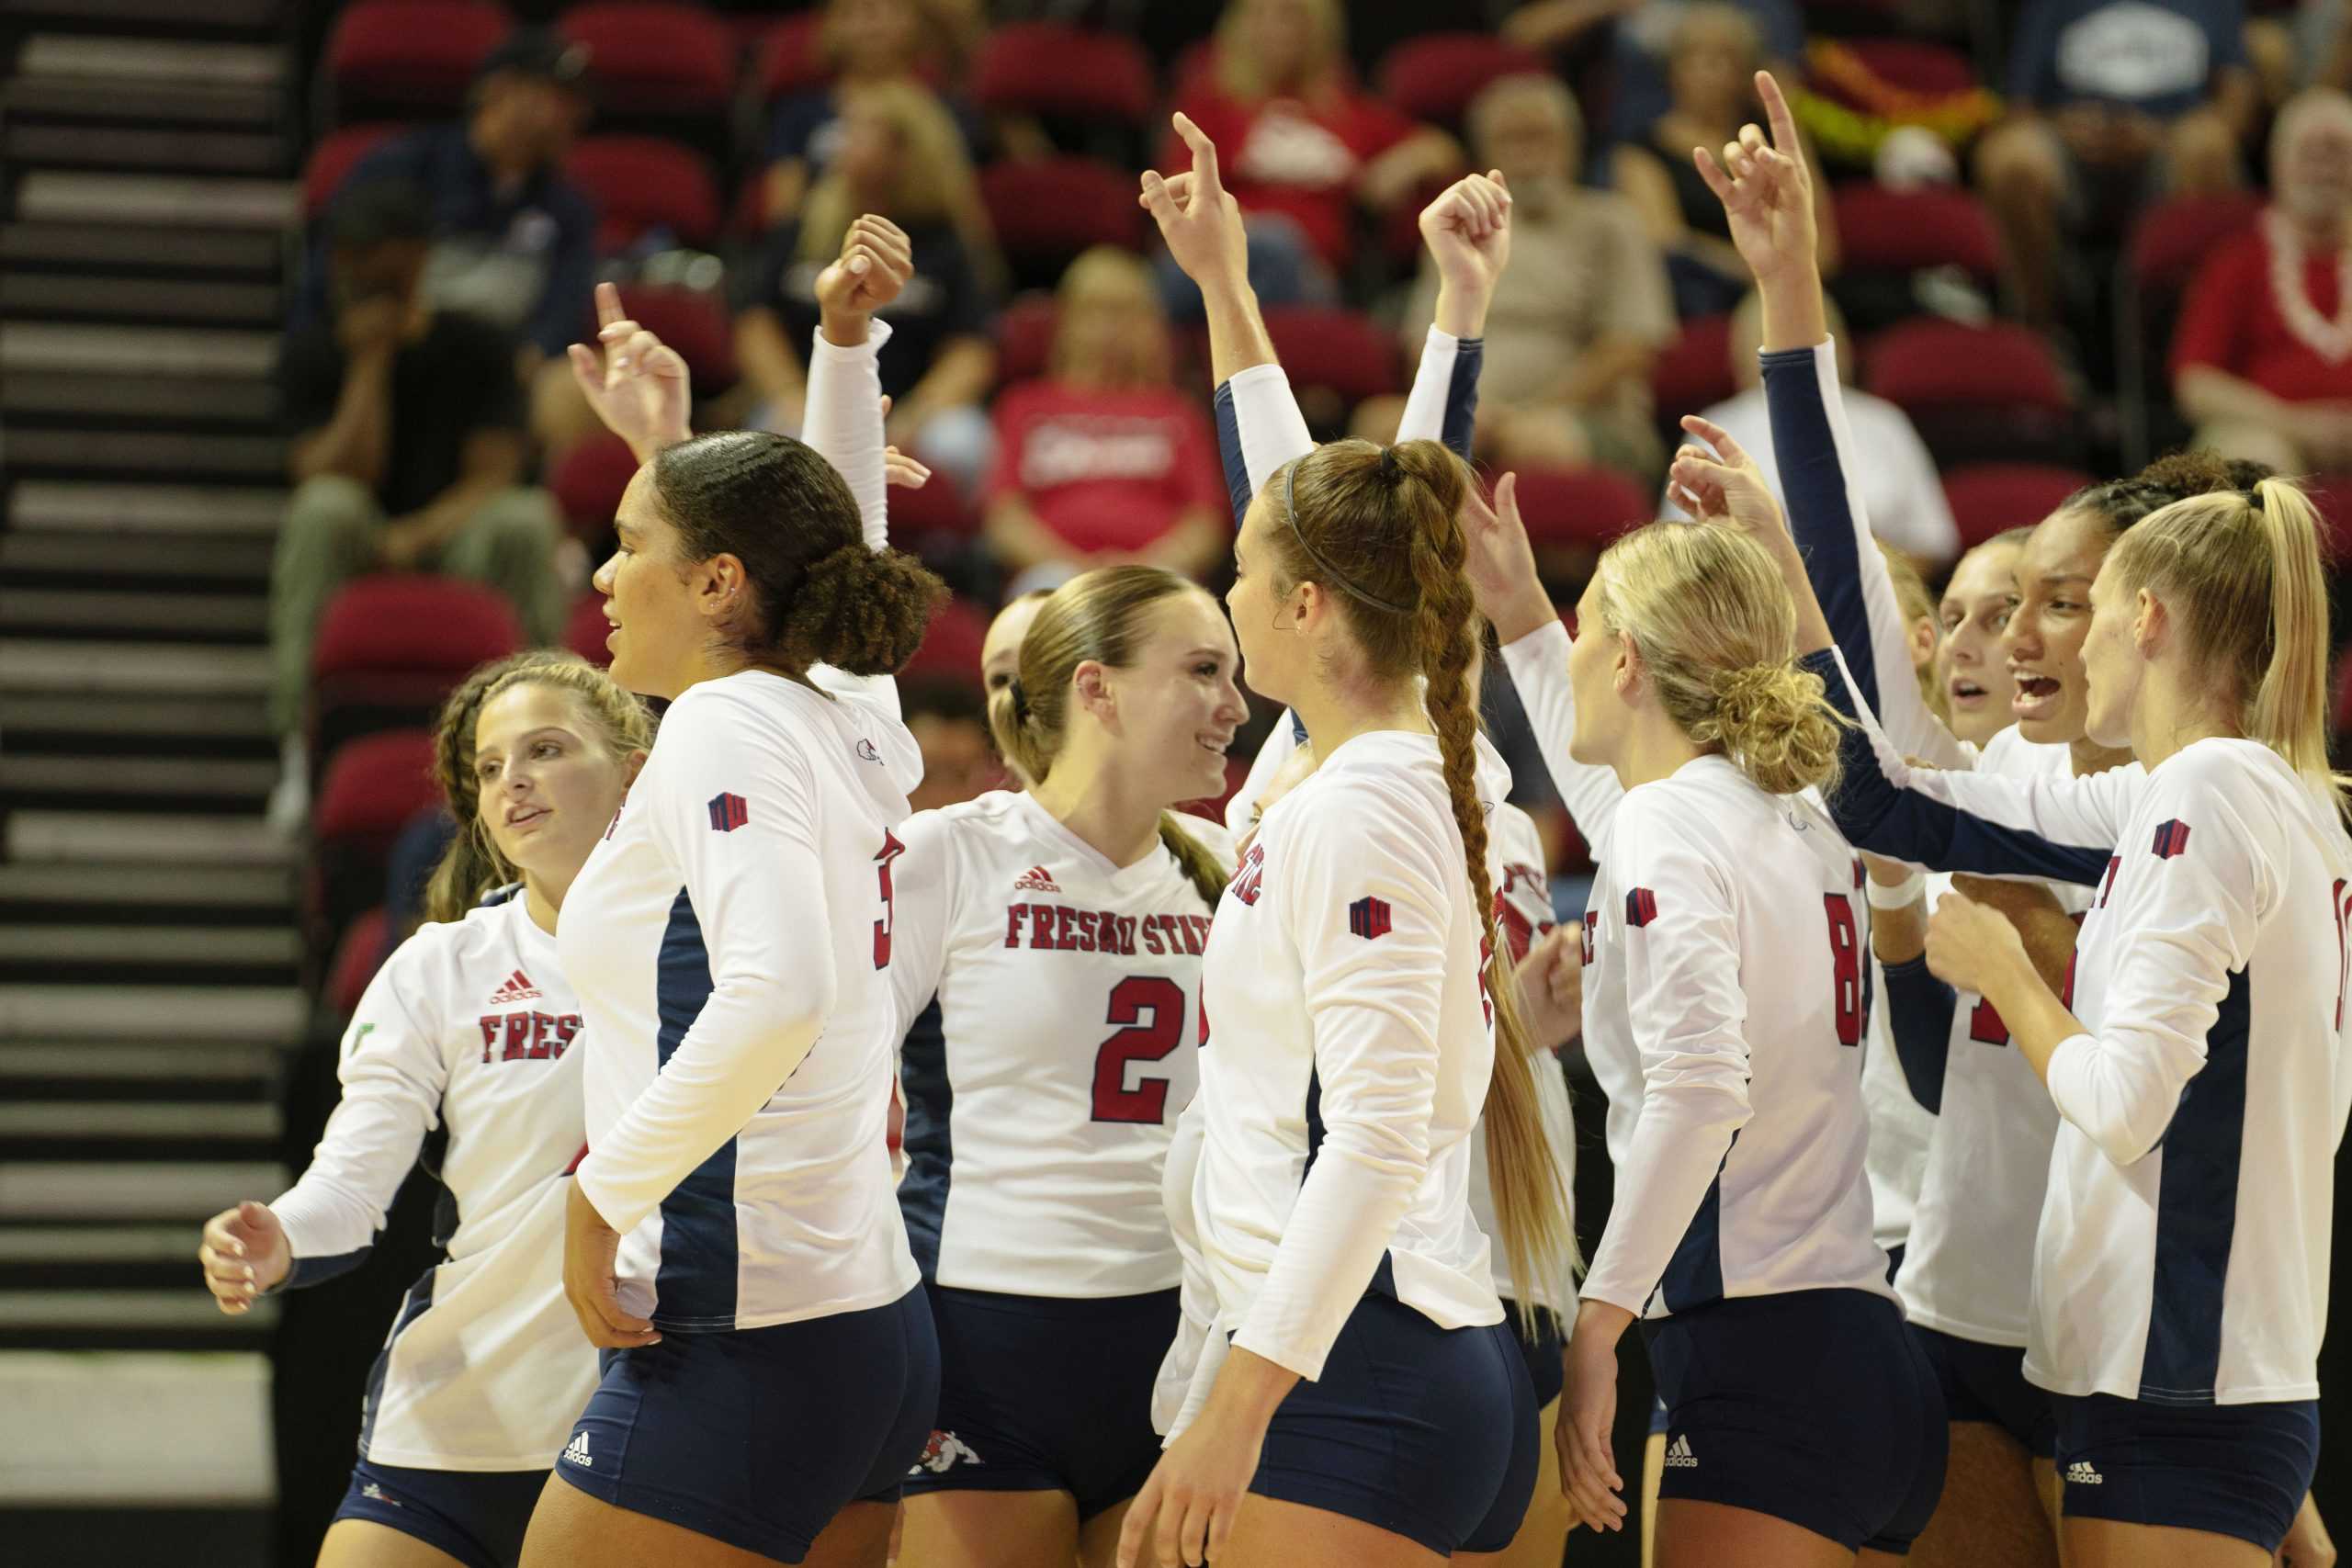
[650, 430, 946, 674]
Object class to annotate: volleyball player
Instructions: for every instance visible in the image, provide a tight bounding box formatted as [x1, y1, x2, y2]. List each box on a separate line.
[198, 650, 651, 1568]
[879, 564, 1245, 1568]
[980, 589, 1052, 700]
[1115, 115, 1573, 1568]
[516, 222, 949, 1568]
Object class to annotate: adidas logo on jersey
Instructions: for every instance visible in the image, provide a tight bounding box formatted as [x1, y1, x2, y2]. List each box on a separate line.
[1012, 865, 1060, 894]
[488, 969, 541, 1004]
[1663, 1435, 1698, 1469]
[911, 1429, 983, 1475]
[2065, 1461, 2103, 1486]
[561, 1433, 594, 1470]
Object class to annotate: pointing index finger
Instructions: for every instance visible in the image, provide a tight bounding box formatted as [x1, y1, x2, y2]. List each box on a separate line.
[1171, 111, 1222, 196]
[1757, 70, 1799, 154]
[594, 280, 627, 333]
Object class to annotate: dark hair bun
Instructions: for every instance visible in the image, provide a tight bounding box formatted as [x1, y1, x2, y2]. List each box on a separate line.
[784, 543, 949, 676]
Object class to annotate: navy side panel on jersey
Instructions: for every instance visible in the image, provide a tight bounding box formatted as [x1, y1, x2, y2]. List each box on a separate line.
[2141, 968, 2252, 1405]
[652, 889, 738, 1327]
[1653, 1132, 1736, 1313]
[1761, 345, 1883, 708]
[898, 997, 951, 1281]
[356, 1266, 437, 1457]
[1802, 650, 2115, 886]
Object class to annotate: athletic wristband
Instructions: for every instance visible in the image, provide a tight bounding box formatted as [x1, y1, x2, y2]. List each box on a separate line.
[1864, 868, 1927, 909]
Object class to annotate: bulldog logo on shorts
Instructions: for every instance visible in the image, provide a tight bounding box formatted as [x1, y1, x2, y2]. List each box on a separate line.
[912, 1430, 983, 1475]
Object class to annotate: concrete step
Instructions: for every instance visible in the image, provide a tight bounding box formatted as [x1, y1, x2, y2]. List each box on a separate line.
[0, 367, 277, 421]
[0, 590, 266, 640]
[0, 528, 275, 582]
[0, 1101, 281, 1155]
[2, 221, 282, 278]
[0, 639, 269, 695]
[0, 860, 291, 909]
[3, 124, 286, 179]
[0, 1043, 284, 1089]
[0, 986, 303, 1043]
[17, 33, 284, 86]
[1, 76, 279, 130]
[0, 1349, 272, 1505]
[10, 479, 284, 536]
[0, 926, 300, 965]
[14, 172, 297, 230]
[3, 427, 285, 479]
[2, 321, 277, 378]
[0, 1226, 210, 1291]
[0, 1289, 277, 1350]
[4, 812, 293, 868]
[0, 693, 272, 742]
[0, 1162, 290, 1222]
[4, 0, 283, 28]
[0, 755, 277, 801]
[1, 273, 283, 328]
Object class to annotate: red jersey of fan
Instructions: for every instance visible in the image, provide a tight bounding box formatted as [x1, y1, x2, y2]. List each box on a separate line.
[988, 380, 1227, 558]
[1163, 86, 1420, 273]
[2171, 220, 2352, 403]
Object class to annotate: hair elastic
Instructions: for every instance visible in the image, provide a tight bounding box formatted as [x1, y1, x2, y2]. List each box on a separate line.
[1377, 444, 1402, 485]
[1283, 457, 1415, 616]
[1007, 676, 1033, 725]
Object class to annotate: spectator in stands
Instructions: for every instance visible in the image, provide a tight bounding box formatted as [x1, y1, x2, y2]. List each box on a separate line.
[737, 81, 1001, 491]
[1510, 0, 1804, 149]
[1659, 288, 1961, 566]
[2173, 87, 2352, 472]
[902, 678, 1006, 811]
[1376, 74, 1675, 480]
[1610, 4, 1838, 318]
[298, 28, 597, 373]
[1167, 0, 1464, 280]
[758, 0, 988, 237]
[983, 248, 1228, 593]
[1978, 0, 2255, 329]
[981, 589, 1052, 696]
[267, 181, 564, 829]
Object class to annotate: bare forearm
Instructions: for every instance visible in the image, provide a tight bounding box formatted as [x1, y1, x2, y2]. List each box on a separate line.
[1951, 874, 2075, 993]
[1871, 897, 1928, 964]
[734, 310, 807, 406]
[1430, 276, 1495, 340]
[900, 340, 995, 421]
[1552, 338, 1656, 407]
[291, 354, 395, 485]
[1202, 276, 1279, 386]
[2175, 365, 2287, 429]
[1973, 942, 2083, 1085]
[1140, 509, 1226, 577]
[980, 495, 1069, 571]
[394, 468, 514, 553]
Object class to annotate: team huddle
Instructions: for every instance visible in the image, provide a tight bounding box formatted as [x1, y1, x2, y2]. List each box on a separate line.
[198, 73, 2340, 1568]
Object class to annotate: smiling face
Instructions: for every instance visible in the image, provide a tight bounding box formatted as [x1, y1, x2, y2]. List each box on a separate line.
[1095, 588, 1250, 806]
[472, 682, 637, 886]
[2003, 506, 2111, 742]
[593, 468, 707, 701]
[1936, 537, 2022, 746]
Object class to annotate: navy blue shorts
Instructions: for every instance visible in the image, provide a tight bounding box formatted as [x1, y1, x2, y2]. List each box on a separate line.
[1502, 1298, 1564, 1411]
[553, 1285, 939, 1564]
[1913, 1325, 2054, 1458]
[2051, 1393, 2319, 1552]
[903, 1283, 1177, 1521]
[1645, 1289, 1947, 1555]
[1250, 1292, 1537, 1557]
[335, 1459, 546, 1568]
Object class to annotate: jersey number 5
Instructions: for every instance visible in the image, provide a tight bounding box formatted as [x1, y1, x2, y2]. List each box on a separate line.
[1825, 893, 1865, 1046]
[1092, 976, 1187, 1124]
[872, 830, 907, 970]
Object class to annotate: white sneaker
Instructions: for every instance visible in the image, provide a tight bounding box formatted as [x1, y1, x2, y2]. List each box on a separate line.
[266, 737, 309, 840]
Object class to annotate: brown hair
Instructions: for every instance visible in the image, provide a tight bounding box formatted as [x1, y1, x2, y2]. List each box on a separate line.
[424, 652, 655, 923]
[1213, 0, 1345, 103]
[1592, 521, 1849, 796]
[1048, 246, 1173, 389]
[2108, 479, 2348, 806]
[650, 430, 946, 676]
[1877, 540, 1941, 721]
[1268, 440, 1577, 1313]
[797, 80, 979, 261]
[986, 565, 1230, 906]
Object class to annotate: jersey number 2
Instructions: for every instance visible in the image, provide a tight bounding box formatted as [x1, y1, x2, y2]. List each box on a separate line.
[872, 830, 907, 970]
[1091, 976, 1186, 1124]
[1825, 893, 1864, 1046]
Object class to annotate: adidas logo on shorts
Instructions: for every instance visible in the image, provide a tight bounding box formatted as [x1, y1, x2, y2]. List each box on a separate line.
[2066, 1461, 2103, 1486]
[1664, 1434, 1698, 1470]
[561, 1433, 594, 1470]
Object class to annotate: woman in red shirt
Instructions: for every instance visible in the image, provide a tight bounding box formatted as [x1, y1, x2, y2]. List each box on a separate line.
[1166, 0, 1462, 277]
[984, 248, 1229, 590]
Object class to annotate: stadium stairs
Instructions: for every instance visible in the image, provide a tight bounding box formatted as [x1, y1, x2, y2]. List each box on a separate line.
[2, 0, 300, 1558]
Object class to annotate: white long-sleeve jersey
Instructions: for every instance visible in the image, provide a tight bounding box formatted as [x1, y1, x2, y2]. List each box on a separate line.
[1187, 730, 1513, 1392]
[1826, 714, 2352, 1404]
[560, 321, 922, 1331]
[1579, 757, 1894, 1318]
[269, 896, 596, 1469]
[887, 789, 1232, 1297]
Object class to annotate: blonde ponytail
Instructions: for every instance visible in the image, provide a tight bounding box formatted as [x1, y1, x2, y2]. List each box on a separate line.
[2247, 479, 2345, 804]
[1694, 662, 1847, 796]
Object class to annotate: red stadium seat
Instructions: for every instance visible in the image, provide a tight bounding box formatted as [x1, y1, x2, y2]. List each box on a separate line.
[888, 469, 980, 540]
[550, 432, 640, 542]
[322, 0, 511, 119]
[566, 135, 722, 252]
[327, 905, 390, 1018]
[972, 24, 1154, 130]
[303, 124, 405, 217]
[1263, 307, 1400, 410]
[1940, 463, 2094, 551]
[2116, 191, 2265, 464]
[900, 597, 989, 687]
[560, 3, 734, 123]
[1650, 312, 1737, 428]
[979, 157, 1144, 287]
[1812, 38, 1980, 107]
[2128, 190, 2267, 299]
[994, 294, 1060, 386]
[312, 729, 442, 942]
[752, 12, 831, 105]
[1508, 465, 1656, 549]
[311, 575, 524, 767]
[1863, 318, 2076, 467]
[610, 282, 738, 394]
[1832, 183, 2004, 285]
[1374, 33, 1546, 127]
[565, 591, 615, 667]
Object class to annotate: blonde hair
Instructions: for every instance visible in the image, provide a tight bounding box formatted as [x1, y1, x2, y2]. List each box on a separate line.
[798, 80, 972, 261]
[1213, 0, 1346, 103]
[1048, 246, 1172, 389]
[818, 0, 975, 77]
[1877, 540, 1944, 723]
[1671, 2, 1765, 68]
[2106, 479, 2348, 806]
[424, 652, 655, 923]
[987, 565, 1232, 906]
[1592, 521, 1849, 796]
[1270, 441, 1578, 1314]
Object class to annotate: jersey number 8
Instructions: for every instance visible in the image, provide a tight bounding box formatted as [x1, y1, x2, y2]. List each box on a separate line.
[1825, 893, 1865, 1047]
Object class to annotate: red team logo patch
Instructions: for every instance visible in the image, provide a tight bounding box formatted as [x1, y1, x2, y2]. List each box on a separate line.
[2151, 818, 2191, 859]
[1348, 897, 1392, 941]
[1230, 843, 1265, 906]
[1625, 886, 1658, 928]
[707, 792, 749, 832]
